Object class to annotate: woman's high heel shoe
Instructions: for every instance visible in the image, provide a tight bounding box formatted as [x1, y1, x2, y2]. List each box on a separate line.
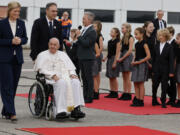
[10, 115, 18, 123]
[2, 115, 10, 120]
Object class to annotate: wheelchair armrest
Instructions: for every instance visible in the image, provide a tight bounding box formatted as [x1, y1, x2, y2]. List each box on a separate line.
[36, 72, 46, 83]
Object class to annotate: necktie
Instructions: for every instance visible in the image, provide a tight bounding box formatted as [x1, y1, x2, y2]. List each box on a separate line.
[49, 21, 53, 37]
[160, 21, 163, 29]
[81, 28, 86, 36]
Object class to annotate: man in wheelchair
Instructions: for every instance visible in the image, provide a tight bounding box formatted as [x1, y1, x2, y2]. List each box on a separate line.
[34, 38, 85, 119]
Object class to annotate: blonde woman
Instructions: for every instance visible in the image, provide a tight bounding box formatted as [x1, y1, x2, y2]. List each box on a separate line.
[0, 1, 28, 122]
[117, 23, 134, 100]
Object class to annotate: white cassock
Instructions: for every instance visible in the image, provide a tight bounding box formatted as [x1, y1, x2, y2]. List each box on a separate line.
[34, 50, 85, 115]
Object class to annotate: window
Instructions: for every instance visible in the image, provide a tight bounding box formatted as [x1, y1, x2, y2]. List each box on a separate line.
[0, 6, 7, 19]
[58, 9, 72, 19]
[85, 9, 115, 23]
[168, 12, 180, 24]
[20, 7, 27, 20]
[40, 8, 72, 19]
[127, 11, 155, 23]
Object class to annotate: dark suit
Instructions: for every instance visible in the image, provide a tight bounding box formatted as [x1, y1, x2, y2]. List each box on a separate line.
[167, 39, 177, 103]
[30, 16, 62, 61]
[69, 43, 80, 77]
[0, 18, 28, 116]
[152, 43, 174, 104]
[152, 18, 167, 36]
[75, 25, 96, 101]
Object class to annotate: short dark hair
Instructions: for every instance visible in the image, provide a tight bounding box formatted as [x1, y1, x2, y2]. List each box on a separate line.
[46, 2, 57, 10]
[167, 26, 175, 36]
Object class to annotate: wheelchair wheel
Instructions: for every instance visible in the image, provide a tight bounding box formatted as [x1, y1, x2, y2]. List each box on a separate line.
[45, 102, 54, 121]
[28, 81, 46, 118]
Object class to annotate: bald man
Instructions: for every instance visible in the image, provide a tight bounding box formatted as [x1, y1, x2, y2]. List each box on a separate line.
[34, 38, 85, 119]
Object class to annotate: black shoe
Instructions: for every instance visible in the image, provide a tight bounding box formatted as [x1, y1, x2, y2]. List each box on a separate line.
[130, 99, 140, 107]
[166, 100, 176, 106]
[170, 102, 176, 107]
[132, 96, 138, 104]
[71, 106, 86, 119]
[104, 91, 113, 98]
[139, 100, 144, 107]
[56, 112, 69, 119]
[118, 93, 126, 100]
[85, 99, 93, 103]
[162, 103, 167, 108]
[152, 99, 161, 106]
[104, 91, 118, 98]
[123, 93, 132, 101]
[174, 100, 180, 108]
[93, 92, 99, 100]
[166, 100, 172, 105]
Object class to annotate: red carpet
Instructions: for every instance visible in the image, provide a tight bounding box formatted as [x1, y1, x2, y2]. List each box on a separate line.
[86, 94, 180, 115]
[16, 93, 180, 115]
[18, 126, 178, 135]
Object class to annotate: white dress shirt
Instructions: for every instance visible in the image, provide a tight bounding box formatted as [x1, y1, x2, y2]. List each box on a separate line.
[160, 42, 166, 54]
[46, 16, 54, 26]
[9, 19, 17, 55]
[168, 38, 174, 44]
[81, 24, 93, 36]
[9, 19, 16, 36]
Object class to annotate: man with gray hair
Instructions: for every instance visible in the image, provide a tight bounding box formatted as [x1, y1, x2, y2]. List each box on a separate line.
[153, 10, 167, 35]
[74, 12, 97, 103]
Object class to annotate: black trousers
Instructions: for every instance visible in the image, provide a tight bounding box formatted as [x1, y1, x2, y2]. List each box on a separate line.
[72, 59, 80, 78]
[63, 37, 70, 55]
[79, 60, 94, 100]
[167, 77, 177, 102]
[1, 56, 22, 116]
[152, 71, 169, 104]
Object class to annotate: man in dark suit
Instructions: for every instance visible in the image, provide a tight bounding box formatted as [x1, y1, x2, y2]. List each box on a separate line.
[75, 12, 97, 103]
[153, 10, 167, 36]
[152, 31, 174, 108]
[30, 2, 62, 61]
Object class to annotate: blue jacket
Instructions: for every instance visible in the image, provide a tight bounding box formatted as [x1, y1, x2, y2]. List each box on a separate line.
[0, 18, 28, 64]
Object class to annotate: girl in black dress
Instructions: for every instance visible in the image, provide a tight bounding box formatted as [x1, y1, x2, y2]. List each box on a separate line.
[143, 21, 156, 78]
[103, 28, 121, 98]
[174, 33, 180, 108]
[93, 21, 104, 99]
[118, 23, 134, 101]
[131, 27, 151, 107]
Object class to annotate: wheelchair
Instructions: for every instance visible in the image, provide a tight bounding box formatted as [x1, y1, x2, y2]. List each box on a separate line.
[28, 72, 54, 120]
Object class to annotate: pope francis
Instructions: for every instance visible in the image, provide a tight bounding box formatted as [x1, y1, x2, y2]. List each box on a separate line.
[34, 38, 85, 119]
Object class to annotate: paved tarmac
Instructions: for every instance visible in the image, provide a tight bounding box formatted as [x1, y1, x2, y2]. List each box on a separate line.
[0, 50, 179, 135]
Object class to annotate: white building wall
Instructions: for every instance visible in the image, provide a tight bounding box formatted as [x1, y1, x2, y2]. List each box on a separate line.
[1, 0, 180, 47]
